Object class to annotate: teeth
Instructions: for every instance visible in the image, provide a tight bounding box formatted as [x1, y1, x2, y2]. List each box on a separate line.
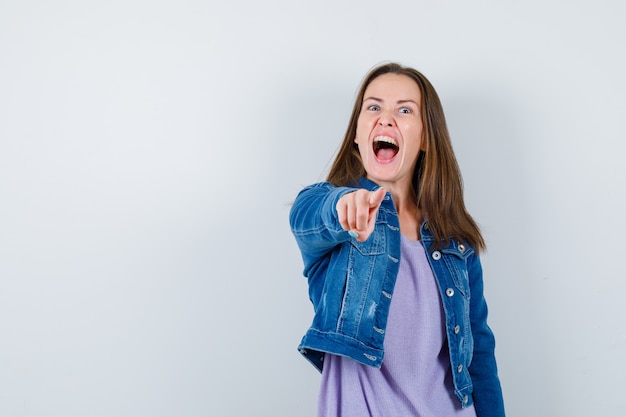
[374, 136, 398, 147]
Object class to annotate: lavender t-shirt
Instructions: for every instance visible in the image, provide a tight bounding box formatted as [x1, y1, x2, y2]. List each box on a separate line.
[318, 235, 477, 417]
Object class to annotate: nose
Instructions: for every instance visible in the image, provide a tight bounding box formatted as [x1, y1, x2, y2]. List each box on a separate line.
[378, 112, 395, 127]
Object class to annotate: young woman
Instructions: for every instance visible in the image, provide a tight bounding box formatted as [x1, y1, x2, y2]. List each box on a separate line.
[289, 62, 505, 417]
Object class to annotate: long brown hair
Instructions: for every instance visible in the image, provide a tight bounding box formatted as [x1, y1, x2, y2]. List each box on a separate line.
[327, 62, 485, 252]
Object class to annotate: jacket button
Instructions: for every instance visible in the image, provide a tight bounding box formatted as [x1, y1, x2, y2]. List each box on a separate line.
[457, 364, 463, 373]
[446, 288, 455, 297]
[458, 244, 465, 252]
[463, 395, 469, 404]
[432, 251, 441, 260]
[454, 325, 460, 334]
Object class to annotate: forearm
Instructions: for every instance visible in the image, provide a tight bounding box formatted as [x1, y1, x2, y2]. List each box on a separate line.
[289, 182, 356, 269]
[468, 255, 506, 417]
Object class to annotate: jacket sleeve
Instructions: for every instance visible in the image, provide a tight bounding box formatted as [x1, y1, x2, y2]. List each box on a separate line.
[289, 182, 356, 276]
[467, 253, 506, 417]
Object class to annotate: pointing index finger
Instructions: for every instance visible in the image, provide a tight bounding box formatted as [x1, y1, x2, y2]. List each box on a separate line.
[369, 188, 387, 208]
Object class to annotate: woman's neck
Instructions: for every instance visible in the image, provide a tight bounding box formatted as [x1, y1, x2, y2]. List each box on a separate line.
[391, 191, 422, 241]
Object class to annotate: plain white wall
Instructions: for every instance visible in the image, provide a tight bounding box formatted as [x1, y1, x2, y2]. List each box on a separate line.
[1, 1, 625, 416]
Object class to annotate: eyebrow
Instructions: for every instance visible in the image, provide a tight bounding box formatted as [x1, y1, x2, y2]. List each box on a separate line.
[363, 96, 419, 105]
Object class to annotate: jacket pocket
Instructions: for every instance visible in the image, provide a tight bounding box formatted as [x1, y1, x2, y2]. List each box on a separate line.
[441, 248, 472, 298]
[349, 229, 385, 255]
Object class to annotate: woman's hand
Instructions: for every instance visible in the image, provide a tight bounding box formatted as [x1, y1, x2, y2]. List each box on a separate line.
[336, 188, 386, 242]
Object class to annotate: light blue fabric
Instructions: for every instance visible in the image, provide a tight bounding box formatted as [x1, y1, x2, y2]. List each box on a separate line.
[289, 177, 505, 416]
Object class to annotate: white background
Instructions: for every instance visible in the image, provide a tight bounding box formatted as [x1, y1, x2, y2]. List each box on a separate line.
[1, 1, 625, 416]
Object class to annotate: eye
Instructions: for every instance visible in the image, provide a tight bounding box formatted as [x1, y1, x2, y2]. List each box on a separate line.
[367, 104, 380, 111]
[399, 106, 412, 114]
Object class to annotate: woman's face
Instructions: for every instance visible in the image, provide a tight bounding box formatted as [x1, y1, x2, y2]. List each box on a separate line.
[354, 73, 424, 191]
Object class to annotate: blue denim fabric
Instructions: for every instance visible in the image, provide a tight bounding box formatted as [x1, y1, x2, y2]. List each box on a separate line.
[289, 177, 505, 416]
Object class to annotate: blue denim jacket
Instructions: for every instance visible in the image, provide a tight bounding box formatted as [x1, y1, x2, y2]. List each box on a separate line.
[289, 178, 505, 417]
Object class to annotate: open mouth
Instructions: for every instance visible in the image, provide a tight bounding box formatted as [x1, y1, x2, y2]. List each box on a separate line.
[373, 136, 399, 161]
